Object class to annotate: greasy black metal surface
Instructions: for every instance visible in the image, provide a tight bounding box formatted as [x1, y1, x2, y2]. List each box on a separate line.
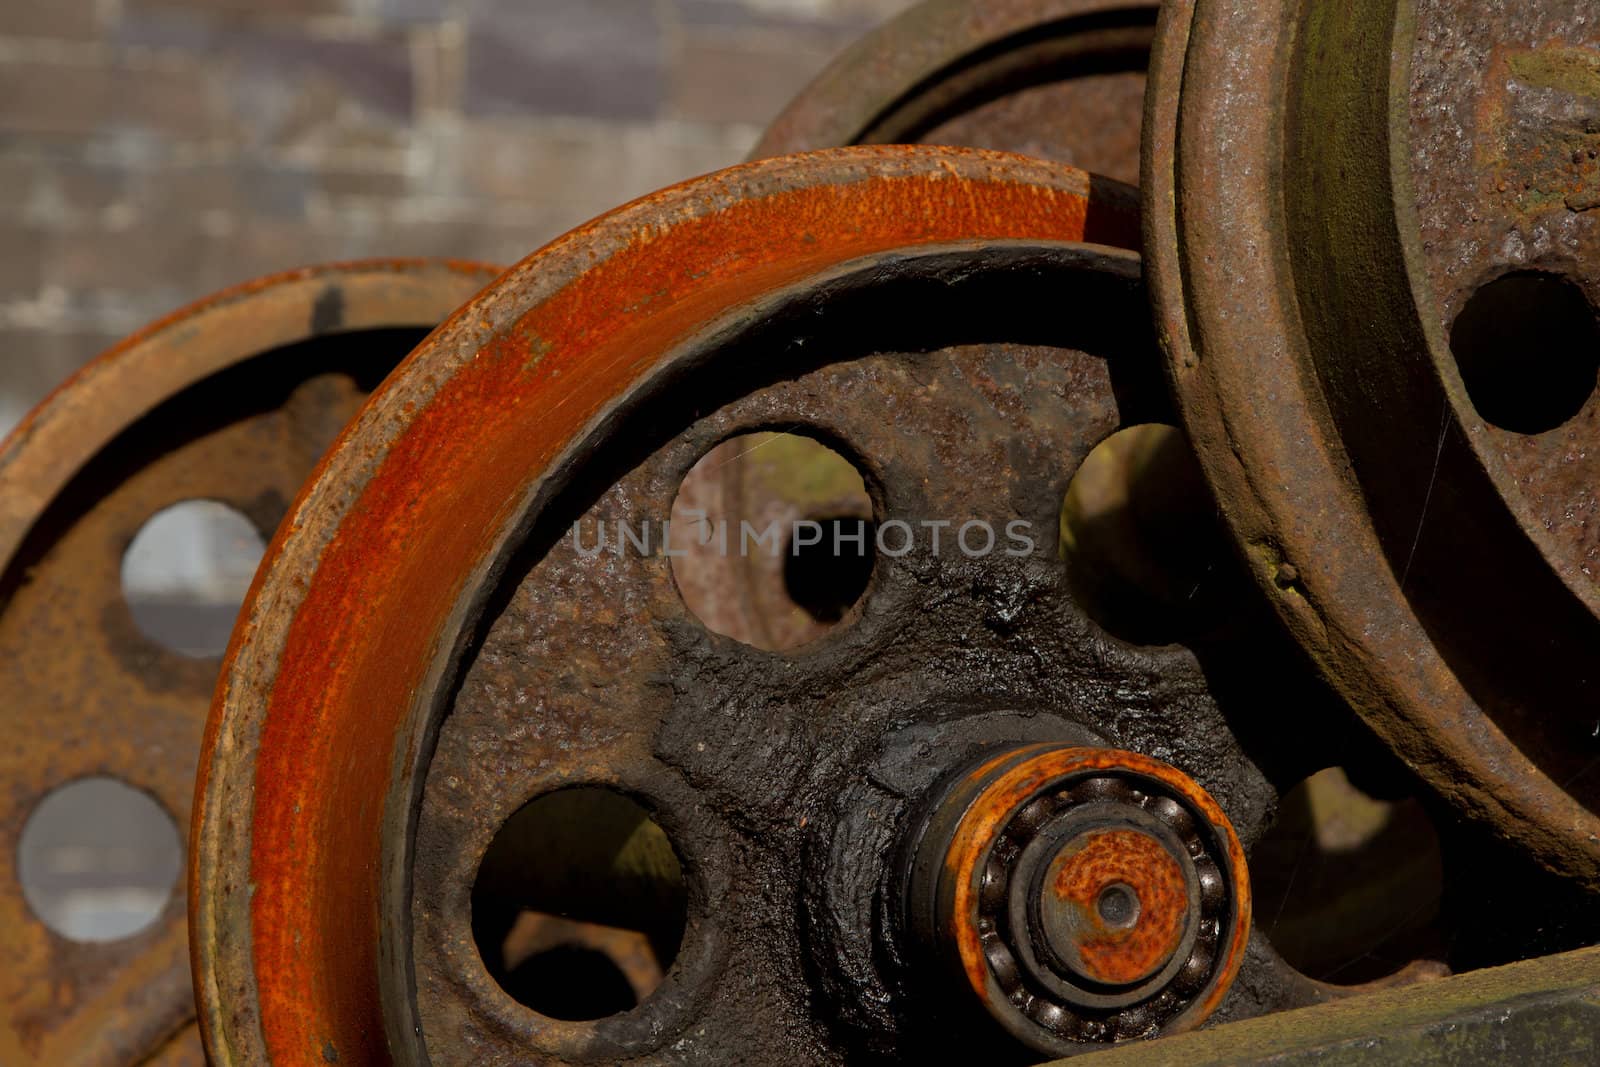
[398, 242, 1366, 1063]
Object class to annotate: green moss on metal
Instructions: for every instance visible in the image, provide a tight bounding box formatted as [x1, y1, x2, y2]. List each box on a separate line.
[1507, 46, 1600, 100]
[1058, 944, 1600, 1066]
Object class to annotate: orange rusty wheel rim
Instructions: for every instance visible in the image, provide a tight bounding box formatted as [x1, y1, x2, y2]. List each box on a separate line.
[191, 146, 1138, 1066]
[0, 259, 499, 1067]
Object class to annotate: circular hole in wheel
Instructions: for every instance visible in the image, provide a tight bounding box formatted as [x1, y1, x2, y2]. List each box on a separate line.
[471, 787, 687, 1021]
[121, 500, 266, 658]
[1059, 423, 1232, 645]
[1450, 271, 1600, 435]
[18, 777, 183, 942]
[782, 515, 878, 624]
[668, 431, 875, 651]
[1250, 766, 1445, 984]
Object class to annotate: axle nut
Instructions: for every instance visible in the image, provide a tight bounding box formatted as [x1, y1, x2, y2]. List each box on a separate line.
[900, 744, 1250, 1054]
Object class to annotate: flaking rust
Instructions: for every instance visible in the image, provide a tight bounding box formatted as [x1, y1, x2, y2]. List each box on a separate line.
[1484, 43, 1600, 214]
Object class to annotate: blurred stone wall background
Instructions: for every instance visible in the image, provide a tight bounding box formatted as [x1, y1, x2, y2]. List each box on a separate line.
[0, 0, 915, 435]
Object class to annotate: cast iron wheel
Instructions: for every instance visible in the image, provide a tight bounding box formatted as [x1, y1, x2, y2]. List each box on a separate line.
[193, 147, 1451, 1065]
[1145, 0, 1600, 884]
[0, 259, 499, 1067]
[754, 0, 1159, 185]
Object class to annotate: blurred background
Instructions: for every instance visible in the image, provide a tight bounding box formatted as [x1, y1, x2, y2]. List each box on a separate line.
[0, 0, 915, 436]
[5, 0, 914, 942]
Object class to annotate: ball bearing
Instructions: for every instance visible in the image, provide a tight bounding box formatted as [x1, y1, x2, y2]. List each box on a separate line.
[900, 743, 1251, 1054]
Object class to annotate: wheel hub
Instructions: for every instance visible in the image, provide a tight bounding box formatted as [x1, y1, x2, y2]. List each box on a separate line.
[899, 744, 1248, 1053]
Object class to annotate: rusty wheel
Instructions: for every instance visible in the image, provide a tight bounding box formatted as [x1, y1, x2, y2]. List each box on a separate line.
[0, 259, 499, 1066]
[182, 139, 1504, 1062]
[194, 146, 1486, 1064]
[1146, 1, 1600, 883]
[754, 0, 1159, 185]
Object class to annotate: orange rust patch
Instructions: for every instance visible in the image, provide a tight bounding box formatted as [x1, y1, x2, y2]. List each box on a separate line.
[1049, 829, 1187, 986]
[940, 743, 1249, 1032]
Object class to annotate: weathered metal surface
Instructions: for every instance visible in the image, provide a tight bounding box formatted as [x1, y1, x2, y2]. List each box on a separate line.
[754, 0, 1159, 185]
[401, 241, 1322, 1062]
[1145, 0, 1600, 884]
[742, 0, 1160, 654]
[0, 259, 499, 1067]
[190, 144, 1410, 1066]
[1071, 943, 1600, 1067]
[1410, 6, 1600, 580]
[899, 744, 1250, 1054]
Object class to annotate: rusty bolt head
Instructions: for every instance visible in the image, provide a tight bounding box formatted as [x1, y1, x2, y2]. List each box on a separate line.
[899, 744, 1250, 1055]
